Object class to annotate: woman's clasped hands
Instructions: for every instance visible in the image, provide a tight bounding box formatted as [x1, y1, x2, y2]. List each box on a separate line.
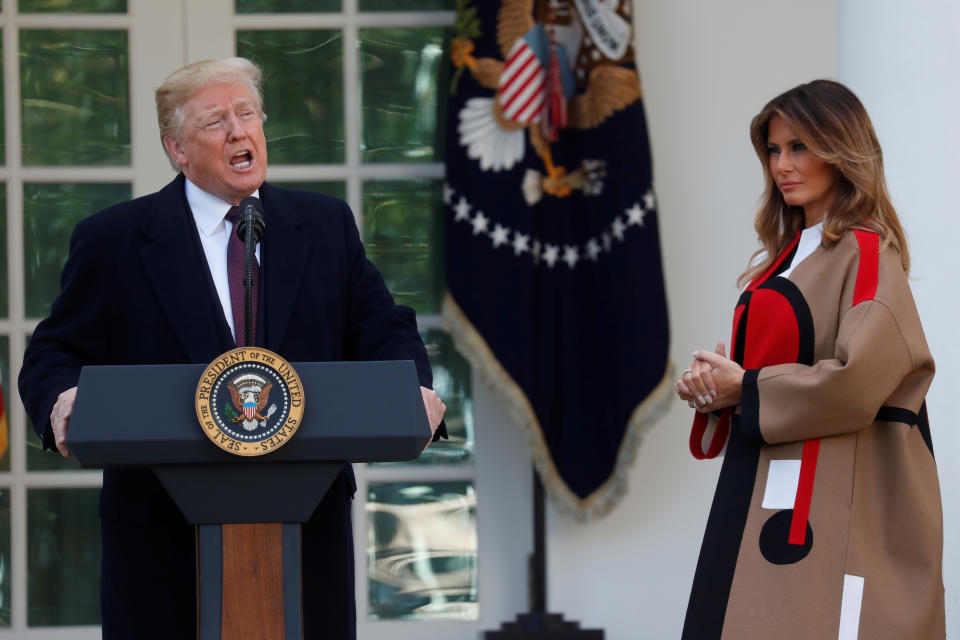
[674, 342, 745, 413]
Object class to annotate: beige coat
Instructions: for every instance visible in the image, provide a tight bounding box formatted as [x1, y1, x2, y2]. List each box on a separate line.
[683, 229, 944, 639]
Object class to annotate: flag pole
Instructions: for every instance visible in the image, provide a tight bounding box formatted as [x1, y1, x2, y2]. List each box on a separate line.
[532, 468, 546, 614]
[483, 467, 604, 639]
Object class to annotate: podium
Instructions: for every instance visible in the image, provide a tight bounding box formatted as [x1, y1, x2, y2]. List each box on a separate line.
[66, 359, 431, 640]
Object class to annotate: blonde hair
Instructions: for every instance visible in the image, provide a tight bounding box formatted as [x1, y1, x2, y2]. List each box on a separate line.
[155, 57, 265, 170]
[739, 79, 908, 286]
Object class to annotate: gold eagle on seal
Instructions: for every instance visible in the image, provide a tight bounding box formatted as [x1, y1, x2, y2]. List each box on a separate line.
[227, 374, 275, 430]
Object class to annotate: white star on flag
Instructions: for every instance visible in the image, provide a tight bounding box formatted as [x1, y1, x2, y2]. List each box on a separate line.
[562, 245, 579, 269]
[443, 183, 455, 205]
[626, 203, 646, 226]
[543, 244, 560, 268]
[643, 189, 656, 210]
[472, 211, 489, 235]
[513, 232, 530, 255]
[586, 238, 602, 260]
[454, 196, 472, 222]
[611, 217, 627, 241]
[490, 224, 511, 248]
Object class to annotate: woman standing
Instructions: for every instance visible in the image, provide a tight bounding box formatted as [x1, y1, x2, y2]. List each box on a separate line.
[676, 80, 944, 639]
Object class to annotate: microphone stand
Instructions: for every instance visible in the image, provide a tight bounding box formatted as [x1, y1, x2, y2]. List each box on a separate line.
[242, 204, 256, 347]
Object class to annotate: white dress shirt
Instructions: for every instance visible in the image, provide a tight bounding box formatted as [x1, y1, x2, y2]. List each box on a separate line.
[778, 220, 823, 280]
[745, 220, 825, 288]
[185, 178, 261, 339]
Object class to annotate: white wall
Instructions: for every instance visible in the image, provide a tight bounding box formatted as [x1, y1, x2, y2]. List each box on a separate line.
[545, 1, 843, 638]
[838, 0, 960, 632]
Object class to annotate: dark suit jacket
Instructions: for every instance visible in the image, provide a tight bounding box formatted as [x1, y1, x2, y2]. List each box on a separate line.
[18, 174, 438, 638]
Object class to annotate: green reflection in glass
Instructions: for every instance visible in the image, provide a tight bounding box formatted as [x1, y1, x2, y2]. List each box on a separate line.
[360, 0, 453, 10]
[20, 30, 130, 166]
[24, 183, 131, 318]
[359, 28, 450, 163]
[378, 329, 473, 466]
[362, 179, 442, 314]
[367, 482, 477, 620]
[237, 0, 339, 12]
[28, 488, 101, 626]
[0, 336, 10, 473]
[272, 181, 346, 202]
[0, 184, 6, 318]
[19, 0, 126, 12]
[237, 30, 344, 165]
[0, 490, 10, 626]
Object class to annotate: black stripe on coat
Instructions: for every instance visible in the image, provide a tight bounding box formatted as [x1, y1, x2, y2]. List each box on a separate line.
[681, 416, 762, 640]
[875, 403, 934, 459]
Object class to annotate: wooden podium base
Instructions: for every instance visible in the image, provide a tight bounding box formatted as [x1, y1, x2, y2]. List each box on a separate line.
[198, 523, 302, 640]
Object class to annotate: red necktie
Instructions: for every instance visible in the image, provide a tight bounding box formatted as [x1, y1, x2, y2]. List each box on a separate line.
[225, 206, 259, 346]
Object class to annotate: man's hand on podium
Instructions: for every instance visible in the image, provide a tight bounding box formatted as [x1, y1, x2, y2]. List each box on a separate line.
[420, 386, 446, 451]
[51, 386, 77, 458]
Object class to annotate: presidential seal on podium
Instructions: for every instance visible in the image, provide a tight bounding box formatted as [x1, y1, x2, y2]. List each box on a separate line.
[195, 347, 305, 456]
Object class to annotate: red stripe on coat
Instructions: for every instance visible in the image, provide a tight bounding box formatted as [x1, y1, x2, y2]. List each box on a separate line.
[852, 229, 880, 305]
[789, 438, 821, 545]
[689, 410, 731, 459]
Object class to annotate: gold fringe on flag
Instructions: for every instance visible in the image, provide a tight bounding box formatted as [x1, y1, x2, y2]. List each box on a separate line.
[444, 292, 674, 522]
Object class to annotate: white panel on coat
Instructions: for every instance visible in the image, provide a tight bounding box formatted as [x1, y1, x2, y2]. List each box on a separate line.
[837, 574, 865, 640]
[761, 459, 801, 509]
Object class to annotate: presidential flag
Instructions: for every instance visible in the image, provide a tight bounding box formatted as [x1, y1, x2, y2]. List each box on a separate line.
[445, 0, 672, 520]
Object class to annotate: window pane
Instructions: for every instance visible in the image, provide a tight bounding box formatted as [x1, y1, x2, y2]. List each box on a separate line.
[236, 0, 339, 12]
[362, 179, 442, 314]
[237, 30, 344, 164]
[367, 482, 477, 620]
[359, 27, 449, 163]
[20, 30, 130, 166]
[19, 0, 126, 12]
[359, 0, 453, 10]
[379, 329, 473, 466]
[0, 33, 5, 167]
[271, 181, 345, 202]
[27, 488, 101, 626]
[23, 183, 132, 318]
[0, 184, 6, 318]
[0, 490, 10, 627]
[0, 336, 10, 473]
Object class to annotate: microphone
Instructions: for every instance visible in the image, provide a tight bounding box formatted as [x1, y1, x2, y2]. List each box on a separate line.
[237, 196, 265, 244]
[236, 196, 265, 347]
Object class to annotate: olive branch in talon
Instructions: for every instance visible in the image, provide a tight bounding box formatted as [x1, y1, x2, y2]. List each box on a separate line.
[450, 0, 482, 95]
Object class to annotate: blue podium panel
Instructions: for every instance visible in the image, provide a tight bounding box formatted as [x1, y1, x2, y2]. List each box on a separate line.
[67, 360, 430, 467]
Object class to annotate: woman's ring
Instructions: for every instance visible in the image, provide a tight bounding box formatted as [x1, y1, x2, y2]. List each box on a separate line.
[683, 368, 693, 376]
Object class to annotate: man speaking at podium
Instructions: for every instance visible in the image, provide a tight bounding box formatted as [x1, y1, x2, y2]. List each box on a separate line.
[18, 57, 446, 639]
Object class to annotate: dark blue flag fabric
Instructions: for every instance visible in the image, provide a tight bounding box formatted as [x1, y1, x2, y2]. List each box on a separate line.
[444, 0, 673, 520]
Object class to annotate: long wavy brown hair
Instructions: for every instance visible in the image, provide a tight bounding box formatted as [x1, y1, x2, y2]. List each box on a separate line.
[739, 79, 909, 287]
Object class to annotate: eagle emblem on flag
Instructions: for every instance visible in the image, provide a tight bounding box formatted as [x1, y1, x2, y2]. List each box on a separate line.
[452, 0, 641, 201]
